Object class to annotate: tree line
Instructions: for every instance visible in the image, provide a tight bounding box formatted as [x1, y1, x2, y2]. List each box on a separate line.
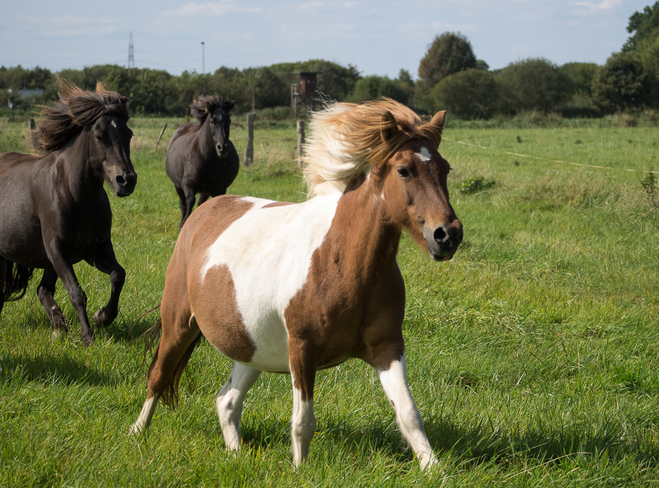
[2, 2, 658, 119]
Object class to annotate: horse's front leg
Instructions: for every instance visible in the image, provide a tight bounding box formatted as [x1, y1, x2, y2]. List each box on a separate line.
[45, 244, 92, 345]
[0, 257, 6, 315]
[85, 239, 125, 328]
[375, 353, 438, 471]
[36, 267, 68, 337]
[288, 338, 317, 467]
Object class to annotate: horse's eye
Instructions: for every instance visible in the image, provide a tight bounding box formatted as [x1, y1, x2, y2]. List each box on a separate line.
[95, 134, 103, 142]
[397, 167, 411, 178]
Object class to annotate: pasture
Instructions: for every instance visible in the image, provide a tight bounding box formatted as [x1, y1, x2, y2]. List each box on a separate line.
[1, 113, 658, 486]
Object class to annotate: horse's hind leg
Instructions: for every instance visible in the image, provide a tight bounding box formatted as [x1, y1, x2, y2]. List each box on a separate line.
[86, 239, 125, 328]
[130, 315, 201, 434]
[216, 362, 261, 451]
[197, 193, 210, 208]
[36, 268, 68, 337]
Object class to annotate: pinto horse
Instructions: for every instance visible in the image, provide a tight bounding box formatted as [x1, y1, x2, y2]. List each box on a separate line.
[0, 80, 136, 345]
[131, 99, 462, 470]
[166, 94, 239, 228]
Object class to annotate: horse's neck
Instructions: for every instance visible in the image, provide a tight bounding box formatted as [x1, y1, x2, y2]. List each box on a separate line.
[196, 119, 215, 156]
[56, 130, 105, 200]
[331, 178, 402, 280]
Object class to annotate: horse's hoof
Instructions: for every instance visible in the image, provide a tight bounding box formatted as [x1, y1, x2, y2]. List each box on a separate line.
[82, 334, 94, 346]
[93, 307, 115, 327]
[52, 316, 68, 337]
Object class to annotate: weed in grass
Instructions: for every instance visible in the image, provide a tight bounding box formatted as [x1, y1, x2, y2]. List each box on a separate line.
[459, 175, 496, 195]
[640, 171, 658, 209]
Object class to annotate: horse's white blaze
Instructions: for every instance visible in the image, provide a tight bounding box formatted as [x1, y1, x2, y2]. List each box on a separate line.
[201, 194, 341, 372]
[377, 356, 438, 471]
[111, 120, 117, 129]
[416, 146, 432, 162]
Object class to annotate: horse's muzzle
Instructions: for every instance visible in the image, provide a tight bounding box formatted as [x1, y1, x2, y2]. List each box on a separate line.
[424, 221, 463, 261]
[114, 172, 137, 197]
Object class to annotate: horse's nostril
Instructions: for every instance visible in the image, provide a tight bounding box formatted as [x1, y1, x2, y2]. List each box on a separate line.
[433, 226, 448, 244]
[116, 175, 126, 186]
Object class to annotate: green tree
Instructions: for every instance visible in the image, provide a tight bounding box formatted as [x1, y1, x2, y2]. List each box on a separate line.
[431, 69, 499, 119]
[496, 57, 571, 113]
[591, 52, 652, 112]
[623, 1, 659, 52]
[349, 75, 409, 104]
[559, 62, 600, 95]
[418, 32, 477, 87]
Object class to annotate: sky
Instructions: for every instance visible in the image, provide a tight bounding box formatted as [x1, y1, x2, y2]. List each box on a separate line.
[0, 0, 652, 80]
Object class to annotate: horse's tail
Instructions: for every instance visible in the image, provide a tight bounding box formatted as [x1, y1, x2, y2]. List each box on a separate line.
[146, 319, 202, 409]
[1, 261, 34, 303]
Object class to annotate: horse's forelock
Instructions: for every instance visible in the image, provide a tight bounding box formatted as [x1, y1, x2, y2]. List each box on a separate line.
[190, 94, 234, 122]
[31, 79, 129, 153]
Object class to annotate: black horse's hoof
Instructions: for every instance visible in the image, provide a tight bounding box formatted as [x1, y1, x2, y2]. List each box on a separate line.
[51, 314, 68, 338]
[93, 307, 116, 328]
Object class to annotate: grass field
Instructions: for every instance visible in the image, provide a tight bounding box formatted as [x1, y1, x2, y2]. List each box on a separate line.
[1, 113, 658, 486]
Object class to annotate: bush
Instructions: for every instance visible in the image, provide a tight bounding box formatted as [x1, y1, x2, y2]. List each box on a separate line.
[591, 52, 652, 113]
[430, 69, 499, 119]
[496, 58, 571, 113]
[349, 75, 409, 104]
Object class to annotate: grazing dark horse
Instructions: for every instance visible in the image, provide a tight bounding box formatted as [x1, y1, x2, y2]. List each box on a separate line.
[0, 80, 137, 345]
[131, 99, 462, 470]
[166, 94, 239, 228]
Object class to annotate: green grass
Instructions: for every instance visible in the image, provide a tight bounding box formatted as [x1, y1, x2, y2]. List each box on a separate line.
[1, 115, 658, 486]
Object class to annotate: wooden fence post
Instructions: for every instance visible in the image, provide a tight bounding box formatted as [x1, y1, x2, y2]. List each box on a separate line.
[244, 113, 255, 166]
[28, 118, 36, 130]
[297, 120, 305, 166]
[155, 122, 168, 149]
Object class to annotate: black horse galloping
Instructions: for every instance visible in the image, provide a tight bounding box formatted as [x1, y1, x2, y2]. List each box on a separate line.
[166, 94, 239, 228]
[0, 79, 137, 345]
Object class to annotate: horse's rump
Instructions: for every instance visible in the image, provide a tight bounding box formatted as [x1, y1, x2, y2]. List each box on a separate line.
[1, 261, 34, 302]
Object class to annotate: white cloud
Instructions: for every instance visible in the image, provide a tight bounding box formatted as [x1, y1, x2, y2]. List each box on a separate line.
[572, 0, 622, 12]
[18, 15, 118, 38]
[158, 1, 263, 20]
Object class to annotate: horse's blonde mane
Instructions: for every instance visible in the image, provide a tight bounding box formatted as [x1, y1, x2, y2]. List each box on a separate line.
[302, 98, 443, 197]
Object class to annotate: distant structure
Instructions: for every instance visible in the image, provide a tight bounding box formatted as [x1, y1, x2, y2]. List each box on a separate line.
[128, 32, 135, 69]
[291, 71, 318, 113]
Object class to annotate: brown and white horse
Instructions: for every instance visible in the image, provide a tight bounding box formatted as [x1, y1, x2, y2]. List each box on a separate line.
[130, 99, 463, 470]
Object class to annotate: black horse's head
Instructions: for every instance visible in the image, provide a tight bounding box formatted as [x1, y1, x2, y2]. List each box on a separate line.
[206, 99, 234, 159]
[91, 114, 137, 197]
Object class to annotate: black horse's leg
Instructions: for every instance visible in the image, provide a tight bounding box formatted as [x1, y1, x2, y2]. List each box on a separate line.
[197, 193, 209, 207]
[36, 268, 68, 336]
[180, 180, 197, 228]
[0, 257, 6, 315]
[175, 187, 187, 225]
[86, 239, 125, 328]
[45, 245, 92, 345]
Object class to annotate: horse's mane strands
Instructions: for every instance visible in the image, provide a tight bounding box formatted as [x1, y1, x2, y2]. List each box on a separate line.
[189, 94, 235, 125]
[31, 76, 129, 153]
[302, 98, 443, 197]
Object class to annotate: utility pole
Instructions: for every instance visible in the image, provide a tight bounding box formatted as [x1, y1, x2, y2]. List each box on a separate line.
[201, 41, 205, 74]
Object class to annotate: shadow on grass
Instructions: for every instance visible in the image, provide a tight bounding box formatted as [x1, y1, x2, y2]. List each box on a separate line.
[425, 415, 659, 470]
[0, 353, 113, 387]
[236, 412, 659, 471]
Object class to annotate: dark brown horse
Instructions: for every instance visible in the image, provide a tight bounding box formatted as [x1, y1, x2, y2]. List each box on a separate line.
[0, 80, 137, 345]
[166, 94, 239, 228]
[131, 99, 462, 470]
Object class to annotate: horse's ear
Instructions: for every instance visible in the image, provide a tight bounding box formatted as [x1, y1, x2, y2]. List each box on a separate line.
[430, 110, 446, 130]
[221, 99, 235, 113]
[380, 111, 399, 142]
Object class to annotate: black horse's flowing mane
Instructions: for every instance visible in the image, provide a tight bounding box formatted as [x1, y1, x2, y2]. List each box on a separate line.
[31, 77, 129, 153]
[189, 94, 235, 125]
